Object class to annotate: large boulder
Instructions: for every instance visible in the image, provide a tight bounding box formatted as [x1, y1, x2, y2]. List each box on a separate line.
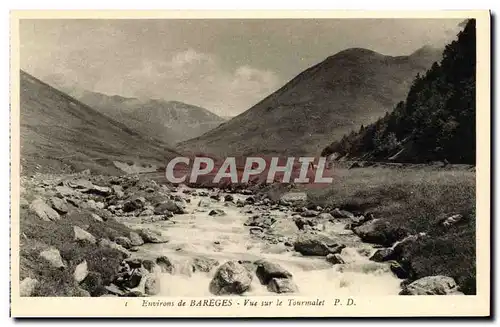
[129, 232, 144, 246]
[55, 185, 75, 198]
[255, 260, 292, 285]
[39, 248, 65, 269]
[400, 276, 464, 295]
[123, 197, 146, 213]
[267, 277, 298, 293]
[144, 275, 161, 295]
[370, 248, 395, 262]
[209, 261, 253, 295]
[139, 229, 169, 244]
[30, 198, 61, 221]
[293, 234, 345, 256]
[49, 197, 68, 214]
[73, 226, 97, 244]
[353, 219, 409, 247]
[20, 277, 39, 296]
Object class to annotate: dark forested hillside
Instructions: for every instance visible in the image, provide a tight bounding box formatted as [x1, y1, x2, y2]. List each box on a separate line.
[322, 19, 476, 164]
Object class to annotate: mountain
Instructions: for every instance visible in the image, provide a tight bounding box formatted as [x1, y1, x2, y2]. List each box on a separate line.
[73, 91, 225, 144]
[19, 71, 182, 175]
[178, 46, 442, 157]
[321, 20, 476, 164]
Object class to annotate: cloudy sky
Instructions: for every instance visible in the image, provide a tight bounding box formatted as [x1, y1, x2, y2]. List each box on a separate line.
[20, 19, 464, 116]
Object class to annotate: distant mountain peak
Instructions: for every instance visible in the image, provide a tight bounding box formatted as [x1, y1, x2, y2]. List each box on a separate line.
[327, 48, 384, 61]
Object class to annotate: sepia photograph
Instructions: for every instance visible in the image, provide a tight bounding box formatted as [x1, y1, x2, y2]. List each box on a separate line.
[10, 10, 491, 317]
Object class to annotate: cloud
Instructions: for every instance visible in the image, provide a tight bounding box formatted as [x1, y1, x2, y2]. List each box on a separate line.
[106, 49, 281, 116]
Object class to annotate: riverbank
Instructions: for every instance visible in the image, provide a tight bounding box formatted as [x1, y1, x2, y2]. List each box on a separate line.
[18, 166, 474, 296]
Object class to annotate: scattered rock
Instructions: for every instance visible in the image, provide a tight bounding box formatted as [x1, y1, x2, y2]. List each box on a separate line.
[74, 226, 97, 244]
[30, 198, 61, 221]
[114, 236, 132, 249]
[249, 227, 264, 235]
[122, 270, 143, 289]
[198, 199, 211, 208]
[293, 234, 345, 256]
[244, 215, 276, 229]
[255, 260, 292, 285]
[111, 185, 125, 198]
[208, 209, 226, 216]
[49, 197, 68, 214]
[86, 185, 112, 196]
[144, 275, 161, 295]
[245, 196, 255, 205]
[80, 272, 104, 296]
[267, 277, 298, 293]
[156, 256, 175, 273]
[39, 248, 65, 269]
[139, 228, 169, 244]
[129, 232, 144, 246]
[300, 210, 319, 218]
[73, 260, 88, 283]
[55, 186, 75, 198]
[390, 261, 409, 279]
[331, 208, 354, 219]
[140, 208, 155, 216]
[224, 194, 234, 202]
[399, 276, 464, 295]
[209, 261, 253, 295]
[123, 197, 146, 212]
[326, 253, 345, 265]
[91, 213, 104, 222]
[125, 258, 143, 269]
[192, 257, 219, 273]
[370, 248, 395, 262]
[155, 200, 183, 214]
[20, 277, 39, 296]
[353, 219, 409, 247]
[293, 217, 318, 230]
[68, 179, 94, 190]
[98, 239, 131, 257]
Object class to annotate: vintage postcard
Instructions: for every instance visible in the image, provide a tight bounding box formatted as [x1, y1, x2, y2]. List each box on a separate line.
[10, 10, 491, 318]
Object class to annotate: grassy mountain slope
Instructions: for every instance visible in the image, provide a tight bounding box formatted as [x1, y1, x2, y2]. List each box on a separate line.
[19, 71, 181, 175]
[179, 46, 442, 156]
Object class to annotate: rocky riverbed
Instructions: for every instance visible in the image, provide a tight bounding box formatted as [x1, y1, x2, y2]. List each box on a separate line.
[19, 171, 465, 297]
